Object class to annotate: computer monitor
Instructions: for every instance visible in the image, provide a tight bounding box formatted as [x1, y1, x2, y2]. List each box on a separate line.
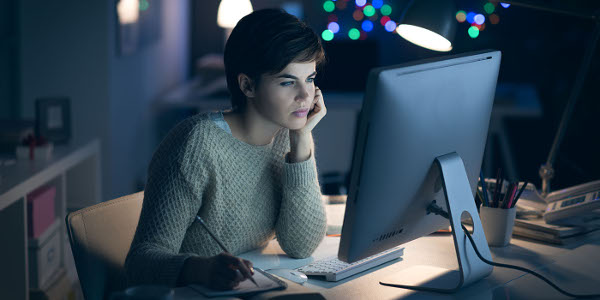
[338, 50, 501, 291]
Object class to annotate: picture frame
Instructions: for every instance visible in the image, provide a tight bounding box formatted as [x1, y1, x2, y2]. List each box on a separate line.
[35, 97, 71, 144]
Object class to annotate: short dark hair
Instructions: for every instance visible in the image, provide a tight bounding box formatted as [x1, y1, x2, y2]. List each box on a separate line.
[224, 9, 326, 111]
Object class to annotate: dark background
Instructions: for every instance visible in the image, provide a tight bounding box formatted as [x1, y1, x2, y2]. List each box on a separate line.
[1, 0, 599, 200]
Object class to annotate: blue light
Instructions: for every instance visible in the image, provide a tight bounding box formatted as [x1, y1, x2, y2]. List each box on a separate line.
[466, 12, 476, 24]
[500, 3, 510, 8]
[384, 20, 396, 32]
[361, 20, 374, 32]
[372, 0, 383, 9]
[355, 0, 366, 7]
[474, 14, 485, 25]
[328, 22, 340, 34]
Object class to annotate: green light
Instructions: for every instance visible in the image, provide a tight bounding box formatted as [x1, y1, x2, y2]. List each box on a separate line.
[348, 28, 360, 40]
[322, 29, 334, 41]
[140, 0, 149, 11]
[468, 26, 480, 38]
[363, 5, 375, 17]
[323, 1, 335, 13]
[484, 2, 495, 14]
[380, 4, 392, 16]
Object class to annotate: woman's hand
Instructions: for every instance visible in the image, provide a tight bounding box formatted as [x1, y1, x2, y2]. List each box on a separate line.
[178, 253, 254, 290]
[288, 87, 327, 163]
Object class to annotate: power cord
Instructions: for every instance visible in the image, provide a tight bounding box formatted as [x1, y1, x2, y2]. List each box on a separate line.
[427, 202, 600, 298]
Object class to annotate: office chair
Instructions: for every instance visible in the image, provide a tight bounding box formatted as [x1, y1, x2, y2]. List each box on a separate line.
[65, 191, 144, 300]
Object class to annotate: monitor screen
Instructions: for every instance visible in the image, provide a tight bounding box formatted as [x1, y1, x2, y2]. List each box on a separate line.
[338, 50, 501, 263]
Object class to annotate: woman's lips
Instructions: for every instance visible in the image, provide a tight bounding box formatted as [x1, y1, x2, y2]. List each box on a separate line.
[292, 109, 309, 117]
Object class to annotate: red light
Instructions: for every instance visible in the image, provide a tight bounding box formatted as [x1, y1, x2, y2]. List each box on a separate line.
[380, 16, 390, 26]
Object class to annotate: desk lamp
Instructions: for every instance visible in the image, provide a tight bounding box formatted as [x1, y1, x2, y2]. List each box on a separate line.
[487, 1, 600, 197]
[396, 0, 457, 52]
[217, 0, 253, 44]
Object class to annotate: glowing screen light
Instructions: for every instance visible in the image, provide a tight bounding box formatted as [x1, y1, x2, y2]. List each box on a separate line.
[328, 22, 340, 34]
[322, 29, 334, 41]
[362, 20, 374, 32]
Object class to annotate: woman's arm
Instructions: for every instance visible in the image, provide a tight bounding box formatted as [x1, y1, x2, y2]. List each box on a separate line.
[124, 122, 206, 287]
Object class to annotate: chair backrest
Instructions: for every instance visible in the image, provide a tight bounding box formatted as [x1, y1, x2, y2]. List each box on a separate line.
[66, 191, 144, 300]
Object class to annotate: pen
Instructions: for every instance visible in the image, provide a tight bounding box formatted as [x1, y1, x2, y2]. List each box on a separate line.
[479, 171, 490, 207]
[195, 215, 259, 287]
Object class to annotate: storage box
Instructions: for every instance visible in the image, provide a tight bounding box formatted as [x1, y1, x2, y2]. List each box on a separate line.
[27, 185, 57, 238]
[29, 219, 62, 289]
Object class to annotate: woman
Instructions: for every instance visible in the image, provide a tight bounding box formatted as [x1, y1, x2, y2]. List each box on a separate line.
[125, 8, 328, 290]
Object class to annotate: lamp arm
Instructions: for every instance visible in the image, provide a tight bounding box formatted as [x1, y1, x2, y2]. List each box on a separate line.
[539, 22, 600, 197]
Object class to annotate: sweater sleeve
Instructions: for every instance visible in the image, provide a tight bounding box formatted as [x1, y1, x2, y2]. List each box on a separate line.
[275, 151, 327, 258]
[125, 121, 206, 287]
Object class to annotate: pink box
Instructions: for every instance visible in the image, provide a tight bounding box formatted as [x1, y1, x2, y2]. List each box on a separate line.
[27, 185, 56, 238]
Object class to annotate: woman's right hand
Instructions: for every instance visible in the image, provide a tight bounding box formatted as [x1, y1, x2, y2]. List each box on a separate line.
[179, 253, 254, 290]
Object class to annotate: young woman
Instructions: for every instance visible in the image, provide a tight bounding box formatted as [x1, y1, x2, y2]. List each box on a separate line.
[125, 9, 328, 290]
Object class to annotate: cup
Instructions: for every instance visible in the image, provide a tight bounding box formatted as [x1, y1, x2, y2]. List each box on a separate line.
[480, 206, 516, 247]
[110, 285, 174, 300]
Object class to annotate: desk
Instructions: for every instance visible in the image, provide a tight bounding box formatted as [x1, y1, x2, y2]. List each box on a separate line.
[173, 203, 600, 300]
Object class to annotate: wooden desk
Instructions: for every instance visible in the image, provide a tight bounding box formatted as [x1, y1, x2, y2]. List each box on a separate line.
[174, 204, 600, 300]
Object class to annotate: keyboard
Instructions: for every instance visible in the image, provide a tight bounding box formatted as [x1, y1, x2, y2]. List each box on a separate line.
[297, 246, 404, 281]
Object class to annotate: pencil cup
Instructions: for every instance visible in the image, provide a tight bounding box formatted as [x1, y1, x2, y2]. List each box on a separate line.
[480, 206, 516, 247]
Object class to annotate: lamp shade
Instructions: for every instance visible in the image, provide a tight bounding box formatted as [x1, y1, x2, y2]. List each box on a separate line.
[217, 0, 253, 29]
[397, 0, 457, 52]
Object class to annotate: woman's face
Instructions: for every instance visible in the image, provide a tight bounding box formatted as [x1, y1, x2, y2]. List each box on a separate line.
[251, 61, 317, 130]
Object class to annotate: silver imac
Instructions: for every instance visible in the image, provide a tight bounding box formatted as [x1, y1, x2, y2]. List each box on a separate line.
[338, 50, 501, 292]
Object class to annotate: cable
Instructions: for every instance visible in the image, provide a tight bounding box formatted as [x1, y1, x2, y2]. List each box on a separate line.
[427, 202, 600, 298]
[461, 224, 600, 298]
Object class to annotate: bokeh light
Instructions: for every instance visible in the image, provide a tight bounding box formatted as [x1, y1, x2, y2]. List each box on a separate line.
[323, 1, 335, 12]
[466, 12, 476, 24]
[140, 0, 149, 11]
[328, 22, 340, 33]
[363, 5, 375, 17]
[489, 13, 500, 24]
[353, 9, 364, 21]
[362, 20, 374, 32]
[349, 28, 360, 40]
[456, 10, 466, 23]
[372, 0, 383, 9]
[468, 26, 480, 38]
[336, 0, 347, 10]
[474, 14, 485, 25]
[327, 14, 338, 23]
[355, 0, 366, 7]
[484, 2, 495, 14]
[380, 4, 392, 16]
[359, 30, 368, 40]
[384, 20, 396, 32]
[380, 15, 391, 26]
[322, 29, 334, 41]
[500, 3, 510, 8]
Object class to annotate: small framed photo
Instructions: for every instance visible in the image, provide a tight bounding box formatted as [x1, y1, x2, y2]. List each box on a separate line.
[35, 97, 71, 144]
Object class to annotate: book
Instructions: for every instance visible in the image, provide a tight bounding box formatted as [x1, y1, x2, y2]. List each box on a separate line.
[189, 268, 286, 298]
[512, 216, 600, 245]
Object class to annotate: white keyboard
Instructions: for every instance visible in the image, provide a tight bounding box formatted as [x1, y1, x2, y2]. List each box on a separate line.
[297, 246, 404, 281]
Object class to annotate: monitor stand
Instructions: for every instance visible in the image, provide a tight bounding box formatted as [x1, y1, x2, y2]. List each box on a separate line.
[379, 152, 493, 293]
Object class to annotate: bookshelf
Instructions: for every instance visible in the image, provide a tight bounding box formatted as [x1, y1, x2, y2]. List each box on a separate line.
[0, 139, 101, 300]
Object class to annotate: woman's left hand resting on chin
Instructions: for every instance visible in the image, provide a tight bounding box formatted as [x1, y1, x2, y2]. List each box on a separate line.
[288, 86, 326, 163]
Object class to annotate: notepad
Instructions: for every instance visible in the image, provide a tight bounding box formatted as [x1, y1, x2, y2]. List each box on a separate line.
[189, 268, 287, 298]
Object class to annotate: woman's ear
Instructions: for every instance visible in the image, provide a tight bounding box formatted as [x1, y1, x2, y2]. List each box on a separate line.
[238, 73, 256, 98]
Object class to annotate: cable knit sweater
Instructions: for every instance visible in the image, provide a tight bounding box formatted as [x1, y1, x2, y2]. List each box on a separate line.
[124, 112, 327, 287]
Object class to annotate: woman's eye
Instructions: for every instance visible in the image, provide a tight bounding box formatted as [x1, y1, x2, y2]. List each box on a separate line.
[280, 81, 294, 86]
[307, 77, 315, 83]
